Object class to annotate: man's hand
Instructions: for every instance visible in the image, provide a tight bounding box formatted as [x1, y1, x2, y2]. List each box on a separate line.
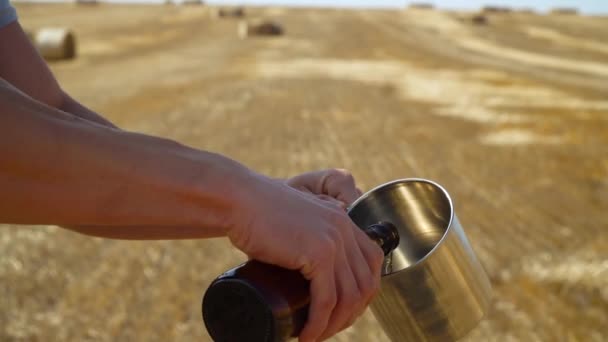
[227, 171, 384, 342]
[286, 169, 364, 209]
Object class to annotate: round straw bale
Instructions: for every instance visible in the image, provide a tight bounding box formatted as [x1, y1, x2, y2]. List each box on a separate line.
[482, 5, 511, 13]
[182, 0, 203, 5]
[471, 14, 488, 25]
[550, 8, 578, 15]
[217, 7, 245, 18]
[75, 0, 99, 5]
[34, 28, 76, 61]
[238, 20, 283, 39]
[408, 3, 434, 10]
[517, 8, 535, 14]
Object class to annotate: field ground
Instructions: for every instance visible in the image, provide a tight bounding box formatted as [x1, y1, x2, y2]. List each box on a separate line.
[2, 3, 607, 341]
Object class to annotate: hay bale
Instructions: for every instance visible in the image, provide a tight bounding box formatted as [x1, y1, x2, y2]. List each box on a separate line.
[457, 13, 489, 25]
[238, 20, 283, 39]
[408, 2, 434, 10]
[75, 0, 99, 5]
[471, 14, 488, 25]
[34, 28, 76, 61]
[517, 8, 535, 14]
[482, 5, 512, 13]
[217, 7, 245, 18]
[550, 8, 578, 15]
[182, 0, 203, 5]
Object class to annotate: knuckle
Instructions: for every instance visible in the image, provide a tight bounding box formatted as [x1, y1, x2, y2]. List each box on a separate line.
[331, 167, 349, 176]
[326, 228, 341, 246]
[315, 236, 338, 261]
[320, 292, 338, 311]
[328, 168, 355, 183]
[359, 276, 377, 299]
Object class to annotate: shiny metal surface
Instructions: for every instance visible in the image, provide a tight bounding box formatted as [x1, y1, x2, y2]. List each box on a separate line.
[348, 179, 492, 342]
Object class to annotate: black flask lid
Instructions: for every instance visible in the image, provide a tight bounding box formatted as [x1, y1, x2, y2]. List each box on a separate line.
[203, 278, 275, 342]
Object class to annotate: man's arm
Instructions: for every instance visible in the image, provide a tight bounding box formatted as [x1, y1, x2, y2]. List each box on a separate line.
[0, 16, 384, 341]
[0, 79, 384, 341]
[0, 78, 242, 235]
[0, 21, 116, 127]
[58, 92, 117, 128]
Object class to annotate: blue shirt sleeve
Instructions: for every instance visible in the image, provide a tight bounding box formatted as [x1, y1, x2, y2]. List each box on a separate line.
[0, 0, 17, 29]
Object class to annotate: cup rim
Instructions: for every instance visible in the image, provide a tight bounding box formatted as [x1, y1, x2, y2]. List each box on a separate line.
[347, 178, 455, 270]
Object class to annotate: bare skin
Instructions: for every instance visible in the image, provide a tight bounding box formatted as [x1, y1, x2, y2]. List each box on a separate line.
[0, 20, 384, 341]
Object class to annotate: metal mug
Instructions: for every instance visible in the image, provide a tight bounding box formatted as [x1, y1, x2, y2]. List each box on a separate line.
[347, 178, 492, 342]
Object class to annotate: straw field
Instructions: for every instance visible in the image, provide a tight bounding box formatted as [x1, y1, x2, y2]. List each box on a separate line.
[2, 3, 607, 341]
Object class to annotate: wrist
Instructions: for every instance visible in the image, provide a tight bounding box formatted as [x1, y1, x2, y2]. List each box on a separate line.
[169, 143, 262, 236]
[218, 167, 278, 245]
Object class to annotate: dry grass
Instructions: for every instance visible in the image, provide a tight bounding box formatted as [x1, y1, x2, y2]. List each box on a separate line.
[3, 4, 607, 342]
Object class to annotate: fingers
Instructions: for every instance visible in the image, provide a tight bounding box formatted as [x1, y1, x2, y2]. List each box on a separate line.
[308, 215, 381, 341]
[353, 227, 384, 309]
[318, 241, 360, 340]
[356, 187, 363, 197]
[299, 265, 337, 342]
[322, 169, 360, 205]
[286, 169, 362, 206]
[316, 194, 347, 210]
[334, 223, 382, 334]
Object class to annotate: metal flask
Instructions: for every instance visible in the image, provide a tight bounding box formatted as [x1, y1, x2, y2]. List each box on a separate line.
[347, 178, 492, 342]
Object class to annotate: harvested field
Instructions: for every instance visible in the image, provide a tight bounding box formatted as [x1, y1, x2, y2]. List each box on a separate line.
[2, 3, 607, 342]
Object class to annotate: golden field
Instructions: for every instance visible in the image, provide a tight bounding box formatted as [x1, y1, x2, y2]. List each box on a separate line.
[1, 3, 607, 341]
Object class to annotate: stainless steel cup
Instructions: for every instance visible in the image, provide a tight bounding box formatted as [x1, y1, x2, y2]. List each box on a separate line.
[348, 179, 492, 342]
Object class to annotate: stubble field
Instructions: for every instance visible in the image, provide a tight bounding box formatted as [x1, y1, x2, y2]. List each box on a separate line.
[2, 3, 607, 341]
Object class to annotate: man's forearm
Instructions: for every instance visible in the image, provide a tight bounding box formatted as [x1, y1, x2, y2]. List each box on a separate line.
[0, 79, 251, 239]
[58, 92, 118, 128]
